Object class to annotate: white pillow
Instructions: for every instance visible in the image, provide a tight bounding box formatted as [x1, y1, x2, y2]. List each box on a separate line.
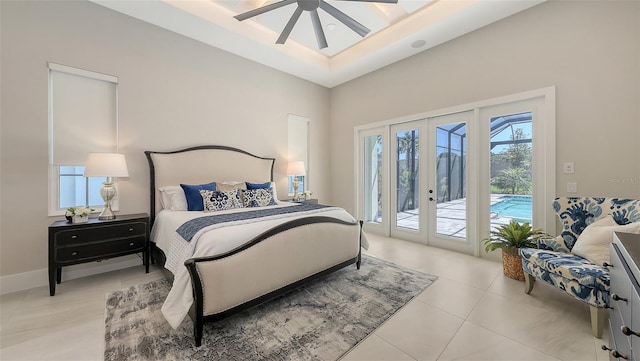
[270, 182, 279, 201]
[571, 215, 640, 265]
[158, 186, 188, 211]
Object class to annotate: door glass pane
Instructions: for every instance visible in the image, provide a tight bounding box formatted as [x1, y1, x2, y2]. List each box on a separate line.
[363, 135, 383, 224]
[489, 112, 533, 230]
[396, 129, 419, 230]
[435, 122, 466, 239]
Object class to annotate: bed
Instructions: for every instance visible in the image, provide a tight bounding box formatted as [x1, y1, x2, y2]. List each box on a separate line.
[145, 145, 364, 346]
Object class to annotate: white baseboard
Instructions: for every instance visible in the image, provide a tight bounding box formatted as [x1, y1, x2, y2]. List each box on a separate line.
[0, 255, 143, 295]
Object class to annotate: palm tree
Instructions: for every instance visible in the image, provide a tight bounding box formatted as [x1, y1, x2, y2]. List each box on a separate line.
[396, 131, 418, 211]
[492, 167, 531, 194]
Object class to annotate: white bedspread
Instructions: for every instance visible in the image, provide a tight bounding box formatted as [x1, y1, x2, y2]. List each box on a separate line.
[151, 202, 366, 329]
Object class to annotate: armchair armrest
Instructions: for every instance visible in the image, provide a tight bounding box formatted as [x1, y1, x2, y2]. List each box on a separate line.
[536, 235, 571, 253]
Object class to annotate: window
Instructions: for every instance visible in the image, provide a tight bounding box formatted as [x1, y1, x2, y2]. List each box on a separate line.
[48, 63, 118, 215]
[58, 166, 105, 208]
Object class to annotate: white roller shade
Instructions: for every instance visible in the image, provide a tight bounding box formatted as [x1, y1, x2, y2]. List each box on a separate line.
[287, 114, 308, 166]
[50, 65, 117, 165]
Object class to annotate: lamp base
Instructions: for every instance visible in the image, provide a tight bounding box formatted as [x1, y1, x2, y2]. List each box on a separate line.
[98, 204, 116, 220]
[292, 177, 300, 202]
[99, 180, 117, 220]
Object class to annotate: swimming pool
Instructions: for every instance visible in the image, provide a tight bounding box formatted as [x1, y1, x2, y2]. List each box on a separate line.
[490, 196, 532, 223]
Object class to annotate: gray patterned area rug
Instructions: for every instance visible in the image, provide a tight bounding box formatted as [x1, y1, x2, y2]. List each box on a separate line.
[104, 254, 437, 361]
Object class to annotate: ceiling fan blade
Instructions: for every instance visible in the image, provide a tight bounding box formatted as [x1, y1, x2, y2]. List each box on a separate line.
[319, 0, 370, 37]
[335, 0, 398, 3]
[276, 7, 304, 44]
[234, 0, 297, 21]
[310, 10, 328, 49]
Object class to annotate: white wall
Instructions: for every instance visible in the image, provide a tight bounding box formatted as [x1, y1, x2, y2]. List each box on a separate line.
[329, 1, 640, 216]
[0, 1, 331, 281]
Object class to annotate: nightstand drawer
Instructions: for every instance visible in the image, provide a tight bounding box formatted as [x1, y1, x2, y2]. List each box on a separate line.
[56, 236, 146, 263]
[54, 222, 146, 246]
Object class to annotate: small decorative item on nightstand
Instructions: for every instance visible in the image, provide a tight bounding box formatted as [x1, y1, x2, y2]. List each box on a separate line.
[300, 190, 313, 201]
[72, 215, 88, 224]
[65, 206, 93, 224]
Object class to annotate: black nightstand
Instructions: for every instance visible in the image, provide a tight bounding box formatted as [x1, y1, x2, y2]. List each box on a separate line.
[48, 213, 149, 296]
[287, 199, 318, 205]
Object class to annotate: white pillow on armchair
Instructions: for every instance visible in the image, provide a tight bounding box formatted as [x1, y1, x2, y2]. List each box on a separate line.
[571, 215, 640, 266]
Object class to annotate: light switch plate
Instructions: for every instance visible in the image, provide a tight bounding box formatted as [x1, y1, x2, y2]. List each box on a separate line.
[567, 182, 577, 193]
[564, 162, 575, 174]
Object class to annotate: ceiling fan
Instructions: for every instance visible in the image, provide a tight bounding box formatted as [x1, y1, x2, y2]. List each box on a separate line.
[234, 0, 398, 49]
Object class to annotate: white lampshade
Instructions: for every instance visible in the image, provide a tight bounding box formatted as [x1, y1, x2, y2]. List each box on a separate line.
[83, 153, 129, 177]
[287, 161, 306, 176]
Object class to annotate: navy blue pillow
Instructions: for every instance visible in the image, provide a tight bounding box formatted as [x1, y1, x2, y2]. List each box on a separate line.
[180, 182, 216, 211]
[246, 181, 271, 190]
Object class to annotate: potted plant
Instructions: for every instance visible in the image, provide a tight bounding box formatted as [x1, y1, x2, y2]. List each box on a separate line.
[300, 190, 313, 201]
[65, 206, 94, 224]
[483, 220, 548, 281]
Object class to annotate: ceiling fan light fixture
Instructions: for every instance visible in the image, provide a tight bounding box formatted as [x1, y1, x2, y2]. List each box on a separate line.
[298, 0, 320, 11]
[234, 0, 399, 49]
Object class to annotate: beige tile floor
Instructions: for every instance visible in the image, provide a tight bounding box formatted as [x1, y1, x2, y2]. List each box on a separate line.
[0, 234, 611, 361]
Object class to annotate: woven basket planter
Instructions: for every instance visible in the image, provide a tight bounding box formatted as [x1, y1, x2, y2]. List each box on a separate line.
[502, 248, 525, 281]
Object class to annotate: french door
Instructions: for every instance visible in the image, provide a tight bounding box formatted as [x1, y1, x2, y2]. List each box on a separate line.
[390, 121, 423, 242]
[426, 112, 475, 254]
[385, 112, 475, 253]
[357, 88, 555, 256]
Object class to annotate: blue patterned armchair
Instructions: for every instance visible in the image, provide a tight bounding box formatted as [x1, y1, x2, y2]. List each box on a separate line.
[520, 197, 640, 338]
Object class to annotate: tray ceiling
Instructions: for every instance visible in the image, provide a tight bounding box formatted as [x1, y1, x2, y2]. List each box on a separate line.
[91, 0, 545, 87]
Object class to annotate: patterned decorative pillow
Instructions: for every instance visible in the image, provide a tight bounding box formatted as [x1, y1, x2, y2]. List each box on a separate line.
[242, 188, 277, 208]
[200, 189, 243, 212]
[246, 181, 278, 201]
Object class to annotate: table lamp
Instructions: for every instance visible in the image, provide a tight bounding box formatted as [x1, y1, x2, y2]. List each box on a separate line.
[84, 153, 129, 220]
[287, 161, 306, 202]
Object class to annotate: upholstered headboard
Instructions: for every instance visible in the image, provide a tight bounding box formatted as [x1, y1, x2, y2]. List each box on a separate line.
[144, 145, 275, 225]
